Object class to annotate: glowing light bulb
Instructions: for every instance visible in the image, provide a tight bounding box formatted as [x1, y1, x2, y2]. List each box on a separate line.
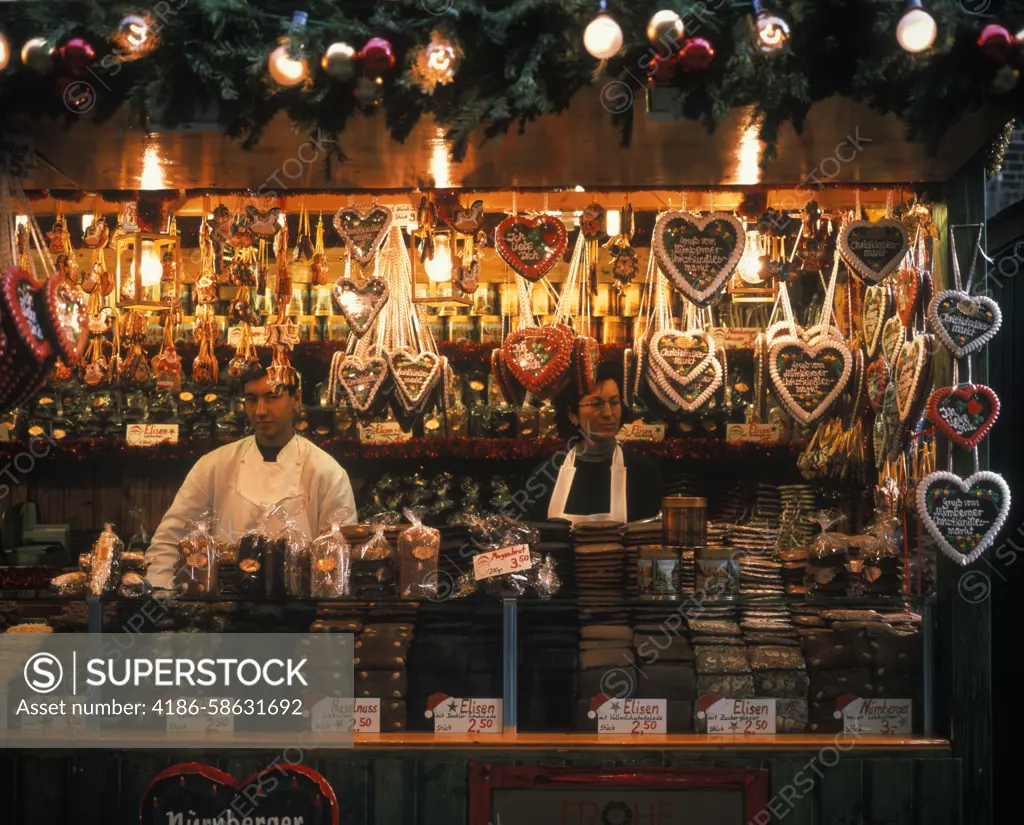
[424, 235, 453, 282]
[140, 242, 162, 287]
[739, 231, 765, 284]
[584, 12, 623, 60]
[756, 12, 791, 53]
[897, 4, 936, 53]
[81, 214, 94, 231]
[15, 215, 27, 228]
[605, 209, 621, 237]
[269, 43, 309, 87]
[0, 33, 10, 71]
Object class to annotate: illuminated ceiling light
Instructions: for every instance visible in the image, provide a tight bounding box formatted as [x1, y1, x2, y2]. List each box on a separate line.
[268, 11, 310, 87]
[897, 0, 937, 54]
[605, 209, 621, 237]
[583, 3, 623, 60]
[140, 141, 167, 190]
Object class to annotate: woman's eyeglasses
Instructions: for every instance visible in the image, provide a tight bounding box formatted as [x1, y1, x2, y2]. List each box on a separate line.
[578, 398, 622, 411]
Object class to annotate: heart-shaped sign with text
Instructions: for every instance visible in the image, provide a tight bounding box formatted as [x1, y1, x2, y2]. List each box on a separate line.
[768, 336, 853, 427]
[501, 325, 574, 394]
[838, 220, 909, 283]
[388, 349, 442, 412]
[927, 290, 1002, 358]
[333, 206, 393, 266]
[334, 354, 389, 413]
[880, 316, 904, 367]
[494, 215, 568, 282]
[917, 470, 1011, 566]
[332, 275, 389, 337]
[926, 384, 1000, 451]
[649, 329, 716, 389]
[865, 357, 890, 413]
[653, 211, 745, 307]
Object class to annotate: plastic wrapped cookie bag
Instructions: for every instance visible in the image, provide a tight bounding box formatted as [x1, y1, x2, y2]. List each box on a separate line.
[398, 506, 440, 598]
[119, 572, 153, 599]
[805, 509, 849, 597]
[310, 509, 352, 598]
[469, 515, 540, 598]
[89, 522, 124, 596]
[532, 553, 561, 599]
[351, 512, 400, 598]
[175, 510, 220, 598]
[271, 495, 311, 598]
[50, 571, 87, 598]
[237, 502, 279, 599]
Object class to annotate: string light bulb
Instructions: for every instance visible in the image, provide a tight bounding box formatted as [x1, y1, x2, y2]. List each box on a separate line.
[268, 11, 310, 87]
[896, 0, 937, 54]
[112, 13, 158, 60]
[424, 235, 454, 282]
[753, 0, 791, 55]
[140, 242, 163, 288]
[0, 32, 10, 71]
[584, 2, 623, 60]
[646, 10, 684, 49]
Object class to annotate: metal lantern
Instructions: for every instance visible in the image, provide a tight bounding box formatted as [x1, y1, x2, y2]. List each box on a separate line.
[113, 226, 180, 311]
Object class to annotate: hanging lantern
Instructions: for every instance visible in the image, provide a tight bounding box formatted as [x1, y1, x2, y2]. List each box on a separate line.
[112, 209, 180, 311]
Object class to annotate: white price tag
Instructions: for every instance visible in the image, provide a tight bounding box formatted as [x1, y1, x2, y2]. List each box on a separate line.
[357, 421, 411, 444]
[228, 326, 267, 347]
[617, 421, 666, 442]
[700, 697, 776, 734]
[839, 697, 912, 735]
[165, 699, 233, 734]
[126, 424, 179, 446]
[473, 544, 532, 581]
[711, 327, 759, 349]
[725, 423, 782, 445]
[427, 697, 502, 734]
[381, 203, 417, 228]
[591, 697, 667, 735]
[311, 698, 380, 734]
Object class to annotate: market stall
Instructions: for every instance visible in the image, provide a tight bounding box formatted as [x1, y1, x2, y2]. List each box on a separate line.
[0, 2, 1019, 824]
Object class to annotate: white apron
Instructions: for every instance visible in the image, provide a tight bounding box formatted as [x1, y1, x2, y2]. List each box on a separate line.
[547, 444, 628, 525]
[222, 438, 313, 542]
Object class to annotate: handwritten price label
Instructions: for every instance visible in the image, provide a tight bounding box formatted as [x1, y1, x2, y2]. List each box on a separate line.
[711, 327, 759, 350]
[358, 421, 411, 444]
[592, 697, 667, 735]
[840, 698, 911, 735]
[700, 698, 776, 734]
[617, 421, 667, 442]
[126, 424, 179, 446]
[227, 326, 267, 347]
[165, 699, 233, 734]
[473, 544, 532, 581]
[311, 698, 380, 734]
[725, 423, 782, 445]
[428, 697, 502, 734]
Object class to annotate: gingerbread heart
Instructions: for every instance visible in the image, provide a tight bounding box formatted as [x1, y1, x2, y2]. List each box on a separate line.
[332, 275, 389, 337]
[388, 349, 442, 411]
[653, 211, 745, 307]
[768, 336, 853, 427]
[880, 316, 904, 367]
[917, 470, 1011, 566]
[335, 354, 389, 412]
[873, 381, 902, 467]
[333, 206, 393, 266]
[494, 215, 568, 282]
[673, 357, 723, 412]
[894, 334, 933, 424]
[838, 219, 909, 283]
[649, 329, 716, 389]
[573, 335, 600, 395]
[865, 357, 891, 413]
[927, 290, 1002, 358]
[927, 384, 1000, 451]
[893, 267, 923, 327]
[502, 325, 574, 393]
[491, 348, 524, 406]
[862, 284, 891, 359]
[142, 762, 339, 825]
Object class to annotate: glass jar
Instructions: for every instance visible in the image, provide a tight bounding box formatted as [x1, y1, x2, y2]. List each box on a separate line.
[662, 496, 708, 548]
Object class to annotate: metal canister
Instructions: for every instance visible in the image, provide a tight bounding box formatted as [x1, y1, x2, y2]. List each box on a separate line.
[599, 316, 629, 345]
[447, 314, 474, 342]
[662, 496, 708, 548]
[637, 545, 682, 599]
[476, 314, 504, 343]
[695, 545, 739, 598]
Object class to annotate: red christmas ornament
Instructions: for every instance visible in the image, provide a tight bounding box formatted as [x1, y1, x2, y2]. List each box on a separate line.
[359, 37, 396, 74]
[59, 37, 96, 75]
[678, 38, 714, 72]
[978, 24, 1013, 62]
[649, 52, 678, 84]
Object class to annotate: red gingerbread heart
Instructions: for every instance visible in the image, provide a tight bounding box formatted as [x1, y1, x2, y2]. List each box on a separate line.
[502, 325, 574, 394]
[894, 267, 923, 328]
[926, 384, 1000, 451]
[494, 216, 568, 282]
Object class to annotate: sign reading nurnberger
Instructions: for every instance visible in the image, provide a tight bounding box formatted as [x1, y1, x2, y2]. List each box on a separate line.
[0, 633, 354, 748]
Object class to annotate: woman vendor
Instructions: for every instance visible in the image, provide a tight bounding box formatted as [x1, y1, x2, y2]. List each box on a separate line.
[526, 363, 664, 524]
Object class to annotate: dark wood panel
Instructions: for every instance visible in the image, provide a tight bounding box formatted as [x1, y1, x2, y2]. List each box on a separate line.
[67, 754, 121, 825]
[914, 760, 962, 825]
[316, 755, 369, 825]
[767, 760, 816, 825]
[866, 759, 915, 825]
[817, 757, 863, 825]
[417, 758, 468, 825]
[372, 758, 415, 825]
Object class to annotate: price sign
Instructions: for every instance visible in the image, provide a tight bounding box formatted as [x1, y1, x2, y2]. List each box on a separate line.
[165, 699, 233, 734]
[357, 421, 411, 444]
[617, 421, 667, 442]
[311, 698, 380, 734]
[711, 327, 759, 350]
[590, 696, 667, 735]
[126, 424, 179, 446]
[0, 133, 36, 179]
[725, 423, 782, 445]
[228, 326, 267, 347]
[427, 697, 502, 734]
[382, 203, 417, 228]
[838, 697, 911, 735]
[473, 544, 532, 581]
[699, 697, 776, 734]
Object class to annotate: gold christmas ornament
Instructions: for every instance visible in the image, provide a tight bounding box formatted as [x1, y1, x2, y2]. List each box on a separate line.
[321, 41, 356, 80]
[410, 31, 462, 93]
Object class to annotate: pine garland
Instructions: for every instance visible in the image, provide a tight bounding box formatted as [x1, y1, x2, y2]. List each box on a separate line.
[0, 0, 1021, 169]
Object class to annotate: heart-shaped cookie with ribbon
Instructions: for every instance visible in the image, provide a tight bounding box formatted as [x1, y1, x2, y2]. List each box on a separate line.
[649, 329, 716, 389]
[873, 381, 902, 467]
[142, 762, 339, 825]
[838, 219, 909, 283]
[880, 316, 904, 367]
[502, 325, 574, 394]
[673, 357, 723, 412]
[894, 334, 933, 424]
[927, 290, 1002, 358]
[653, 211, 744, 307]
[926, 384, 1000, 451]
[388, 348, 442, 412]
[335, 354, 389, 413]
[865, 357, 891, 413]
[862, 284, 891, 359]
[333, 206, 393, 266]
[917, 470, 1011, 566]
[332, 275, 390, 337]
[494, 215, 568, 282]
[768, 336, 853, 427]
[897, 268, 929, 325]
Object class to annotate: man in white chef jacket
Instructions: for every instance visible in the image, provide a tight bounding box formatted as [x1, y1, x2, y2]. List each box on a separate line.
[146, 366, 357, 590]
